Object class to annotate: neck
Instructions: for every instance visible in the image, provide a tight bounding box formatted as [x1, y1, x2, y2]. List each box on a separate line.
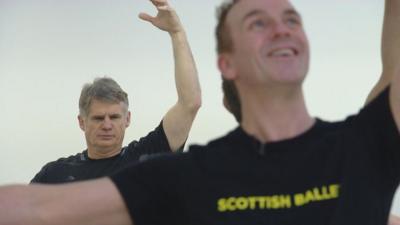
[87, 146, 122, 159]
[239, 85, 314, 143]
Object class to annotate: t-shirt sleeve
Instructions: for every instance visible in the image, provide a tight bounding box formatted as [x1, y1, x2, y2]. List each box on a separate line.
[125, 121, 184, 161]
[347, 86, 400, 181]
[30, 162, 62, 184]
[30, 166, 47, 183]
[110, 155, 181, 225]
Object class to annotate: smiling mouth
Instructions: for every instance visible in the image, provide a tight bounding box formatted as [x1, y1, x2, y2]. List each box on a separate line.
[268, 48, 298, 57]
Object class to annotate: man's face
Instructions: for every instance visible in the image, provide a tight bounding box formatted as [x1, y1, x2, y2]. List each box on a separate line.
[78, 99, 130, 154]
[222, 0, 310, 87]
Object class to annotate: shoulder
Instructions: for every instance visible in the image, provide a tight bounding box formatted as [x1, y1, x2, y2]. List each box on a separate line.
[136, 121, 166, 144]
[188, 129, 238, 152]
[38, 152, 86, 171]
[124, 121, 172, 154]
[185, 128, 243, 162]
[31, 151, 85, 183]
[313, 118, 347, 133]
[53, 151, 86, 164]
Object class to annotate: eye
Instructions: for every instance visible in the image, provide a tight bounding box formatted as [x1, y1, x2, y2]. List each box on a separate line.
[249, 19, 266, 31]
[110, 115, 121, 120]
[286, 17, 301, 28]
[92, 116, 104, 122]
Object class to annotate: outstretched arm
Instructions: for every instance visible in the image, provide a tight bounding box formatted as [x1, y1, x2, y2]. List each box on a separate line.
[139, 0, 201, 151]
[0, 178, 133, 225]
[389, 215, 400, 225]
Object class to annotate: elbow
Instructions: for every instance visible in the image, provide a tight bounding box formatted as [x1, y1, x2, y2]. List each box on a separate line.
[184, 98, 202, 115]
[181, 91, 202, 114]
[189, 93, 202, 113]
[192, 95, 202, 112]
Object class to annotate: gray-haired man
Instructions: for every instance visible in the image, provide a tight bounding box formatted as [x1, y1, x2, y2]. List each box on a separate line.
[31, 0, 201, 184]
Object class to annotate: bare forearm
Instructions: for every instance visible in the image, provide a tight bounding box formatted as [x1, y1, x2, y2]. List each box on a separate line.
[0, 185, 41, 225]
[170, 30, 202, 111]
[0, 179, 132, 225]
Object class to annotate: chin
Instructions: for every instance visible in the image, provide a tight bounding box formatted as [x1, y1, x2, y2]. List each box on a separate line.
[271, 71, 305, 84]
[96, 141, 116, 147]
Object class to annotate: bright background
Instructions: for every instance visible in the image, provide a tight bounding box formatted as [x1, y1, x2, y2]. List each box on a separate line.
[0, 0, 399, 215]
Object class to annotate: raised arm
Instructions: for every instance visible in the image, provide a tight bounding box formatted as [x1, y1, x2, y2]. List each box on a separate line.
[385, 0, 400, 132]
[366, 0, 400, 105]
[0, 178, 133, 225]
[377, 1, 400, 223]
[139, 0, 201, 151]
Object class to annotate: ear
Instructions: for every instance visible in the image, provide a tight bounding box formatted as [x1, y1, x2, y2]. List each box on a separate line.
[218, 53, 236, 80]
[78, 115, 85, 131]
[125, 111, 131, 128]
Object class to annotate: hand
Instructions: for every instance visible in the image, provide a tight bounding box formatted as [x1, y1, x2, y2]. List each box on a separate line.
[389, 214, 400, 225]
[139, 0, 183, 34]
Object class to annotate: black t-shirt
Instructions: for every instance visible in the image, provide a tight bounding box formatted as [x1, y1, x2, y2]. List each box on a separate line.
[31, 122, 178, 184]
[111, 88, 400, 225]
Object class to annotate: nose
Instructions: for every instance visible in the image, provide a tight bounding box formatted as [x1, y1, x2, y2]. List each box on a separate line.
[271, 21, 291, 39]
[102, 116, 112, 130]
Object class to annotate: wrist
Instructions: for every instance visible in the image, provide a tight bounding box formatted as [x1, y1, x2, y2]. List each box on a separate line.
[169, 29, 186, 40]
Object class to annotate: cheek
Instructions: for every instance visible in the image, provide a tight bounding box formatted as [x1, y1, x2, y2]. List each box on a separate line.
[239, 36, 261, 53]
[86, 125, 99, 135]
[300, 33, 310, 53]
[88, 128, 96, 136]
[117, 123, 127, 132]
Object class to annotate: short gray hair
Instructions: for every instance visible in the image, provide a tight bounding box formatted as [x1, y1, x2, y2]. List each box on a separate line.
[79, 77, 129, 117]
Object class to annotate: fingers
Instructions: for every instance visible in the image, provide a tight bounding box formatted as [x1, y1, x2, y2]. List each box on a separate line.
[138, 12, 153, 23]
[140, 0, 171, 18]
[157, 5, 169, 11]
[150, 0, 169, 7]
[150, 0, 171, 12]
[139, 0, 175, 25]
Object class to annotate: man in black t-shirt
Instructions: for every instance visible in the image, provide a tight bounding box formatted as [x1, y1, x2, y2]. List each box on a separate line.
[0, 0, 399, 225]
[218, 6, 400, 224]
[30, 0, 201, 184]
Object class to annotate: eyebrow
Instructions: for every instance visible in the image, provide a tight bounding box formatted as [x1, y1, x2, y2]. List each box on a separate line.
[241, 9, 264, 24]
[91, 115, 105, 120]
[284, 9, 301, 18]
[90, 113, 121, 119]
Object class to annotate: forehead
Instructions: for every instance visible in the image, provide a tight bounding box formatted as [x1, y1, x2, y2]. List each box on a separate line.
[88, 99, 126, 116]
[227, 0, 297, 24]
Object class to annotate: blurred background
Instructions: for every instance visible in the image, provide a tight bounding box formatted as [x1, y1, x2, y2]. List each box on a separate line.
[0, 0, 399, 215]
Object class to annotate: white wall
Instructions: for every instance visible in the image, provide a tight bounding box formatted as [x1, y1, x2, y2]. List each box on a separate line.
[0, 0, 398, 215]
